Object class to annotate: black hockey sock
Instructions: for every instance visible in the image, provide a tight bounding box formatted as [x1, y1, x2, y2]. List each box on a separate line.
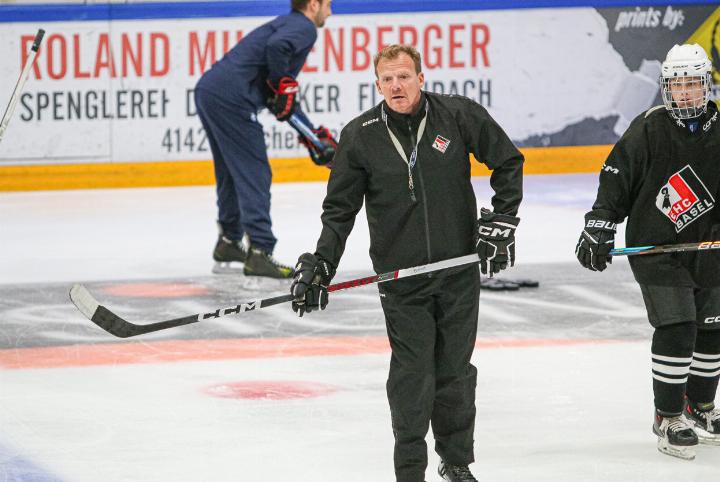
[652, 322, 697, 415]
[686, 329, 720, 406]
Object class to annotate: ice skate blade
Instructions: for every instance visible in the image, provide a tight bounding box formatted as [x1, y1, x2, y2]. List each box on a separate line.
[212, 262, 244, 274]
[686, 418, 720, 445]
[656, 438, 696, 460]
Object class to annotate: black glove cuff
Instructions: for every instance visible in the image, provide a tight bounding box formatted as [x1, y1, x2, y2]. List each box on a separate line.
[479, 207, 520, 227]
[314, 255, 336, 284]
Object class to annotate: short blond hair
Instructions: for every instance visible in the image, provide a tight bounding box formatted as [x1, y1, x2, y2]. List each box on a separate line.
[373, 44, 422, 77]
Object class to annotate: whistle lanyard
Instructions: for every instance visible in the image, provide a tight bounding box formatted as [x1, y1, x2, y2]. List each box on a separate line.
[382, 101, 428, 201]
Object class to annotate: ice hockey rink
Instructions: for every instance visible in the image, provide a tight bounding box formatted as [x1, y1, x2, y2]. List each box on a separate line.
[1, 173, 718, 482]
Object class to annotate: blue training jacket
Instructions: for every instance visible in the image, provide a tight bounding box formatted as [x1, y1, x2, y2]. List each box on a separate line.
[196, 9, 317, 113]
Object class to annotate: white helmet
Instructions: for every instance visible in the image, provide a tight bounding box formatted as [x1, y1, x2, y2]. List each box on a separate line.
[660, 43, 713, 120]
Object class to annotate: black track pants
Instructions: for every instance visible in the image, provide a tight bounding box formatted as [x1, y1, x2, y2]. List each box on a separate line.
[379, 266, 480, 482]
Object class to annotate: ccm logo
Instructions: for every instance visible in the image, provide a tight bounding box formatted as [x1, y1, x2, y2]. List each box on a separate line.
[602, 164, 619, 174]
[698, 241, 720, 250]
[586, 220, 616, 230]
[704, 316, 720, 324]
[478, 226, 511, 237]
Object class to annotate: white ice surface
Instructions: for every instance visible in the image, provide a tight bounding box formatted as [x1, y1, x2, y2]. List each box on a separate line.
[0, 174, 620, 285]
[2, 343, 719, 481]
[2, 175, 718, 482]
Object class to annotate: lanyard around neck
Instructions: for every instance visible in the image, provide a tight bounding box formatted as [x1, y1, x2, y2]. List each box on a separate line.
[382, 101, 428, 199]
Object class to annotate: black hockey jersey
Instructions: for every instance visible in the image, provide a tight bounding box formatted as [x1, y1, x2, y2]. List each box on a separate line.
[315, 92, 523, 274]
[590, 102, 720, 287]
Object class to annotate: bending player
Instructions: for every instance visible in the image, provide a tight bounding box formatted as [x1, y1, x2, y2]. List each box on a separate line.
[195, 0, 336, 278]
[576, 43, 720, 459]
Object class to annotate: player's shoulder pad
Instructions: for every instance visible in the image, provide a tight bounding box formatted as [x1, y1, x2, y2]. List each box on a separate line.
[644, 105, 666, 119]
[622, 105, 663, 134]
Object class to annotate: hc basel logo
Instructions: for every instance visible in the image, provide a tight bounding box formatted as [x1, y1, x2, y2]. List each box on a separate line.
[432, 135, 450, 153]
[655, 165, 715, 232]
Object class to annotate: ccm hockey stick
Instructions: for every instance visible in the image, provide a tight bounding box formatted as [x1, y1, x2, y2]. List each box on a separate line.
[610, 240, 720, 256]
[0, 29, 44, 143]
[69, 253, 480, 338]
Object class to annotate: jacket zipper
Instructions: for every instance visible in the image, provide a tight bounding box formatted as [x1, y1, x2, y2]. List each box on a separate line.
[406, 119, 417, 202]
[408, 119, 433, 264]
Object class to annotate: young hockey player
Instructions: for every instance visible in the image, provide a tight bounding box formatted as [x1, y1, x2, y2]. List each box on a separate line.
[576, 43, 720, 460]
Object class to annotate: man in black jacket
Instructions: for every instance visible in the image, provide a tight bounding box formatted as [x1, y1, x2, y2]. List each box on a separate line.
[290, 44, 523, 482]
[576, 43, 720, 460]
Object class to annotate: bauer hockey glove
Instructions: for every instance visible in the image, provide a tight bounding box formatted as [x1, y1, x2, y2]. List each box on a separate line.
[575, 211, 616, 272]
[291, 253, 335, 317]
[267, 76, 299, 121]
[474, 207, 520, 276]
[299, 126, 337, 168]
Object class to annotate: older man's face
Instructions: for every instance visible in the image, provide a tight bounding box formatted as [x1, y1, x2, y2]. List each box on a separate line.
[375, 53, 424, 114]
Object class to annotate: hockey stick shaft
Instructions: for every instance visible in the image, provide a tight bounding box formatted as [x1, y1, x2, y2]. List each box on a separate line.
[70, 253, 481, 338]
[0, 29, 44, 143]
[610, 240, 720, 256]
[288, 113, 324, 150]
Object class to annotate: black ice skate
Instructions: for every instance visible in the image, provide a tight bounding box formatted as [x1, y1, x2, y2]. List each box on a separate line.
[243, 246, 294, 279]
[653, 410, 698, 460]
[438, 460, 478, 482]
[212, 235, 248, 274]
[685, 399, 720, 445]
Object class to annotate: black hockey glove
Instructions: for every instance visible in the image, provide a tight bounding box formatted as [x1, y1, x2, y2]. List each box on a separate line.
[267, 76, 299, 121]
[575, 211, 616, 272]
[299, 126, 337, 168]
[290, 253, 335, 317]
[474, 207, 520, 276]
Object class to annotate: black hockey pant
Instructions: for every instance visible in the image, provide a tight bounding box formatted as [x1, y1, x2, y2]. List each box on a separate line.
[378, 266, 480, 482]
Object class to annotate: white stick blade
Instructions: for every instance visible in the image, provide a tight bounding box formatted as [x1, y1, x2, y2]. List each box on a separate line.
[69, 284, 100, 320]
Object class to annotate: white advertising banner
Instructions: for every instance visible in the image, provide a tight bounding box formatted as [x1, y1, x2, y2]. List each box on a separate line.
[0, 4, 717, 165]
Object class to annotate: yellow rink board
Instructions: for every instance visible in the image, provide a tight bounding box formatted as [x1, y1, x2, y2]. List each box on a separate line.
[0, 144, 612, 192]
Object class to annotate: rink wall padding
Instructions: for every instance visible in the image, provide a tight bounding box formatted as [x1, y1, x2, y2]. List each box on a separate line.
[0, 145, 612, 191]
[0, 1, 718, 190]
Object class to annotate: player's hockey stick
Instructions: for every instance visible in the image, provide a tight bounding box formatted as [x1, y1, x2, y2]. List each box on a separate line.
[610, 240, 720, 256]
[288, 113, 324, 151]
[0, 29, 44, 143]
[69, 253, 480, 338]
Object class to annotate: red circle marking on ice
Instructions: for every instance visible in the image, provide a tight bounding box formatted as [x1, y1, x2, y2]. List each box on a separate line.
[203, 381, 338, 400]
[100, 283, 210, 298]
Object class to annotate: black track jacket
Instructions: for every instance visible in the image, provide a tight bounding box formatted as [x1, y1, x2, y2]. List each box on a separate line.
[315, 92, 524, 274]
[589, 102, 720, 287]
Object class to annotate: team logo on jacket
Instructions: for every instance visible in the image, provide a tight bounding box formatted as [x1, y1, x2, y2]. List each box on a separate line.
[655, 165, 715, 232]
[432, 135, 450, 153]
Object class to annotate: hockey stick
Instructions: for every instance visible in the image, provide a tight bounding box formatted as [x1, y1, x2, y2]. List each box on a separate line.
[610, 240, 720, 256]
[288, 113, 324, 151]
[69, 253, 480, 338]
[0, 29, 44, 143]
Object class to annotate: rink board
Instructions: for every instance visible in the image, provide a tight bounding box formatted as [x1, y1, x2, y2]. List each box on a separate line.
[0, 1, 718, 189]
